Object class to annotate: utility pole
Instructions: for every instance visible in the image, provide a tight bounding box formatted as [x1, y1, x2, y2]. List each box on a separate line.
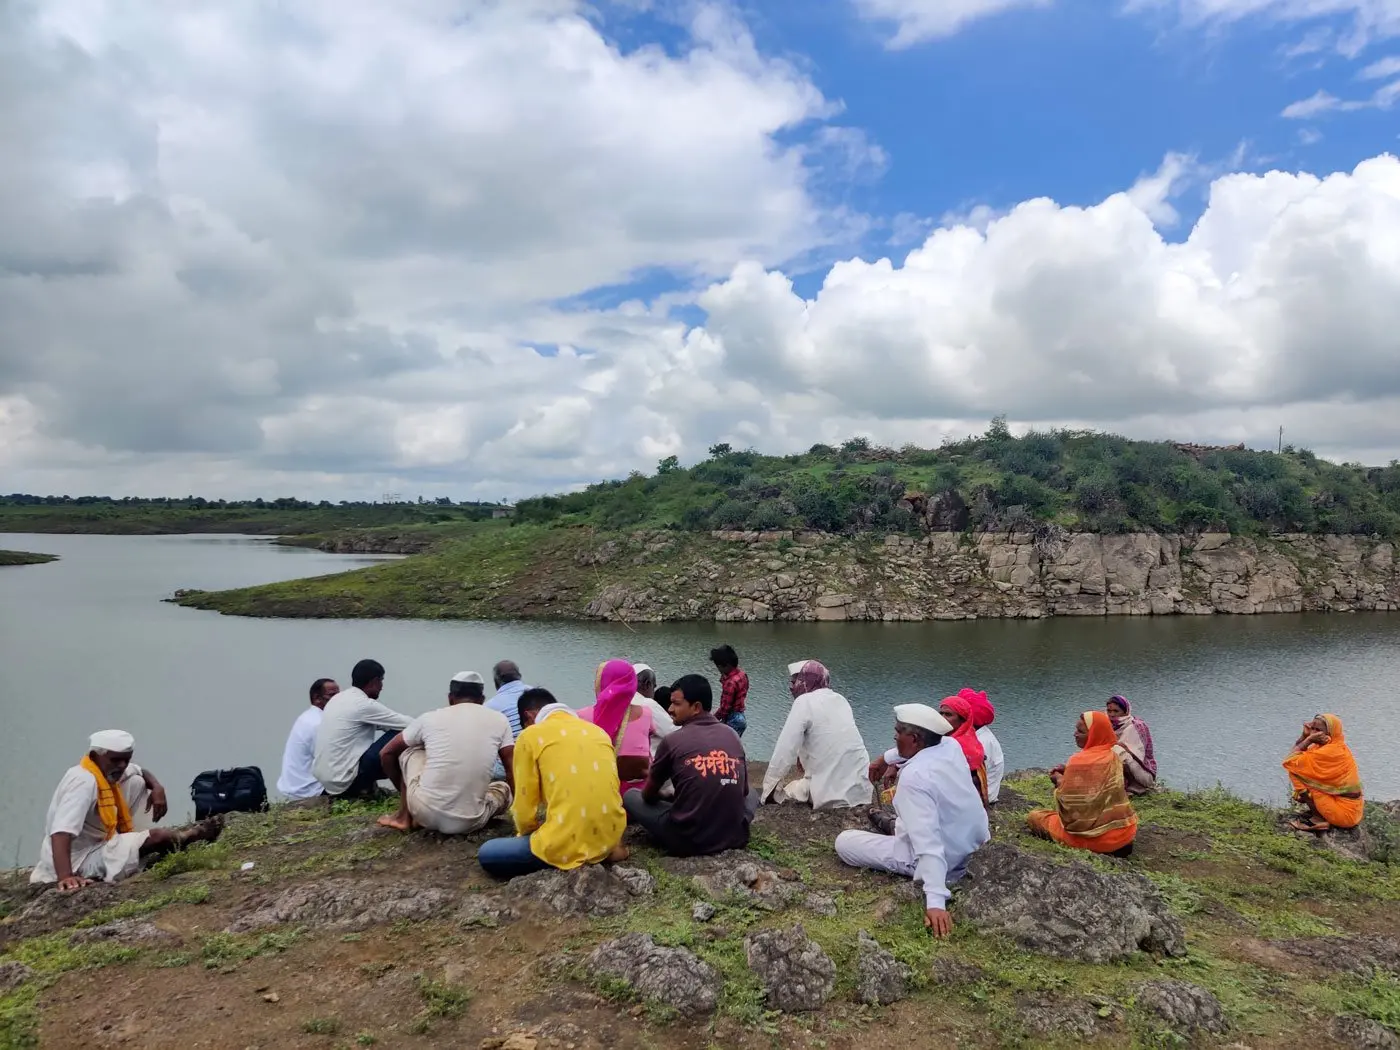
[1278, 426, 1283, 454]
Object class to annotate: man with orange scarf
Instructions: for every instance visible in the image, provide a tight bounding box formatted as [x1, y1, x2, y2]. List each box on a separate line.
[32, 730, 223, 890]
[1026, 711, 1138, 856]
[1283, 714, 1364, 832]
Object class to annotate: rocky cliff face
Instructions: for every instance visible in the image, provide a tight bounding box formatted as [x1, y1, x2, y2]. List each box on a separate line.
[584, 530, 1400, 622]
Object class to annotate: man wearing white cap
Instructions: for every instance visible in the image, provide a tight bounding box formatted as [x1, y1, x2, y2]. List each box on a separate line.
[32, 731, 223, 890]
[834, 704, 990, 937]
[760, 660, 871, 809]
[375, 672, 515, 835]
[632, 664, 677, 755]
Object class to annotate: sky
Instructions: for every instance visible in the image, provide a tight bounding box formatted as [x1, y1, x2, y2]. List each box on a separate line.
[2, 0, 1399, 502]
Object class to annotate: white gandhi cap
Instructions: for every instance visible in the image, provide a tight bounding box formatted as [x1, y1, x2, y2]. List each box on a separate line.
[632, 663, 653, 675]
[893, 704, 954, 736]
[787, 660, 815, 676]
[451, 671, 485, 685]
[89, 729, 135, 752]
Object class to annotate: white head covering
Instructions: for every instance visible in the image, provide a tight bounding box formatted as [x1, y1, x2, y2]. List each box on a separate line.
[451, 671, 485, 685]
[893, 704, 953, 736]
[89, 729, 135, 753]
[787, 661, 814, 676]
[534, 703, 575, 724]
[632, 663, 653, 675]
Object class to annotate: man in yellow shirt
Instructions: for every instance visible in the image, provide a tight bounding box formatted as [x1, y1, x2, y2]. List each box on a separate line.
[477, 688, 627, 878]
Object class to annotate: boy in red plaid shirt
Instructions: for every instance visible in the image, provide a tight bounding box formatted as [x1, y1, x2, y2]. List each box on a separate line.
[710, 644, 748, 737]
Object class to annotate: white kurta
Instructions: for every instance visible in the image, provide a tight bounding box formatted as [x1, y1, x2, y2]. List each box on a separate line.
[277, 706, 324, 799]
[836, 740, 989, 908]
[884, 723, 1005, 802]
[32, 765, 155, 884]
[761, 688, 871, 809]
[312, 687, 413, 795]
[640, 694, 677, 757]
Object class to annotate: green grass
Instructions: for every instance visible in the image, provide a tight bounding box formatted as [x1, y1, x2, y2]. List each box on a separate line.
[408, 975, 471, 1034]
[0, 551, 57, 566]
[200, 928, 305, 970]
[300, 1016, 341, 1035]
[73, 884, 210, 927]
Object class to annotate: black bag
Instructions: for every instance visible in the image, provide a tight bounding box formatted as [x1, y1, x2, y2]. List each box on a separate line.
[190, 766, 268, 820]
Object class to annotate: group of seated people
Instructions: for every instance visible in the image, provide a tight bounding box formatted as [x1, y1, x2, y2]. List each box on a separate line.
[34, 652, 1367, 942]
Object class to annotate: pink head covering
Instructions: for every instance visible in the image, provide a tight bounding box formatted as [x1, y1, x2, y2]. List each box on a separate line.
[789, 660, 831, 698]
[589, 660, 638, 743]
[939, 694, 986, 770]
[959, 687, 995, 729]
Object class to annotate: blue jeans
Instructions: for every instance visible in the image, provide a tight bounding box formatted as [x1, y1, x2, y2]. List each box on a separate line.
[477, 835, 554, 879]
[724, 712, 747, 737]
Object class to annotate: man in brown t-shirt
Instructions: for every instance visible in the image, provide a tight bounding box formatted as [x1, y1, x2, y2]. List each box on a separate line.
[623, 674, 759, 856]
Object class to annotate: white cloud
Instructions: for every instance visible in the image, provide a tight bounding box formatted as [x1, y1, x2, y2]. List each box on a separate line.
[691, 153, 1400, 457]
[851, 0, 1051, 47]
[1282, 78, 1400, 116]
[1359, 54, 1400, 77]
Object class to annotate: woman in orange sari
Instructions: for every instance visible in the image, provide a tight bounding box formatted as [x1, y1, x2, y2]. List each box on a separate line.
[1283, 714, 1364, 832]
[1026, 711, 1138, 856]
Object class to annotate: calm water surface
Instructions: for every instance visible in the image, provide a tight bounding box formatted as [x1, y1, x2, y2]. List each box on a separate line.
[2, 533, 1398, 861]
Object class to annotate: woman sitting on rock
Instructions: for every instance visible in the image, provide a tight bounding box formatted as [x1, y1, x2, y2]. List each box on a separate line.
[577, 660, 655, 796]
[1027, 711, 1138, 856]
[1106, 695, 1157, 795]
[1283, 714, 1364, 832]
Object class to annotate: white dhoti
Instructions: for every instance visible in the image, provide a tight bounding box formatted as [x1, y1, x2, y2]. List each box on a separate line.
[79, 777, 155, 883]
[835, 829, 915, 878]
[771, 777, 812, 805]
[401, 750, 512, 835]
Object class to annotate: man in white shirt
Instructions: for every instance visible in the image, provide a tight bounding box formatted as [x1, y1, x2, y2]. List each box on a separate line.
[33, 730, 223, 890]
[633, 664, 677, 756]
[375, 672, 515, 834]
[313, 659, 412, 799]
[869, 688, 1006, 803]
[761, 660, 870, 809]
[277, 677, 339, 800]
[835, 704, 990, 938]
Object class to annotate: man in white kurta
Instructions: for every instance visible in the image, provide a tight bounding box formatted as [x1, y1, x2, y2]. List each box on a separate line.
[33, 730, 222, 889]
[874, 722, 1006, 803]
[277, 677, 339, 800]
[633, 664, 677, 757]
[836, 705, 990, 937]
[761, 660, 871, 809]
[313, 659, 412, 798]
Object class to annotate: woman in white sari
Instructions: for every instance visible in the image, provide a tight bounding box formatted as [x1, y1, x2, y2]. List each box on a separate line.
[1106, 695, 1157, 795]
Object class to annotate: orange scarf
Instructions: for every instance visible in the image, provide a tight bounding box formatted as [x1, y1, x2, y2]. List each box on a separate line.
[81, 756, 133, 840]
[1283, 713, 1363, 797]
[1054, 711, 1137, 839]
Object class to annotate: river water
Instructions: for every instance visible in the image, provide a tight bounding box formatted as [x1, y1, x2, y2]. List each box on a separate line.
[2, 533, 1398, 862]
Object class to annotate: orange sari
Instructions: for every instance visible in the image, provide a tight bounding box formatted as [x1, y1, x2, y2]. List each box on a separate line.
[1283, 713, 1364, 829]
[1027, 711, 1138, 854]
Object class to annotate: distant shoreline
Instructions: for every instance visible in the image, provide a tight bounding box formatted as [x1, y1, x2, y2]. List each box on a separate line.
[0, 549, 58, 566]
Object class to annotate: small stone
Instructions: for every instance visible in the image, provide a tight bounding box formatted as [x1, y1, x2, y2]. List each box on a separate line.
[692, 902, 717, 923]
[261, 992, 280, 1003]
[1330, 1015, 1400, 1050]
[855, 931, 911, 1005]
[804, 893, 838, 917]
[1134, 980, 1229, 1035]
[745, 924, 836, 1013]
[0, 962, 33, 991]
[588, 933, 721, 1016]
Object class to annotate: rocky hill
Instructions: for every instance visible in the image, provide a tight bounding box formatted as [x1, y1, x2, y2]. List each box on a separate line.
[1, 772, 1397, 1049]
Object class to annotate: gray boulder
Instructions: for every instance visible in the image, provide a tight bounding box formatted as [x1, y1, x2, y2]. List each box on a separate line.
[1134, 980, 1229, 1035]
[1016, 994, 1110, 1039]
[958, 843, 1185, 963]
[588, 933, 721, 1016]
[1274, 936, 1400, 976]
[668, 853, 804, 912]
[7, 882, 126, 938]
[855, 930, 911, 1005]
[1330, 1015, 1400, 1050]
[456, 894, 518, 928]
[505, 864, 655, 918]
[0, 961, 33, 991]
[745, 924, 836, 1012]
[226, 879, 453, 933]
[692, 902, 717, 923]
[70, 918, 178, 944]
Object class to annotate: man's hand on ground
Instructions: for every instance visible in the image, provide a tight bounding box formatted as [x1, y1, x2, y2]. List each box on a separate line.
[58, 875, 93, 892]
[925, 907, 953, 938]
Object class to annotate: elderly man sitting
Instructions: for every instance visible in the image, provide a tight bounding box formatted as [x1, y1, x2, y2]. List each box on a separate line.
[834, 705, 990, 938]
[32, 731, 224, 891]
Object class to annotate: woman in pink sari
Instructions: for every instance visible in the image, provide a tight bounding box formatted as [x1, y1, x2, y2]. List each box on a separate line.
[577, 660, 654, 795]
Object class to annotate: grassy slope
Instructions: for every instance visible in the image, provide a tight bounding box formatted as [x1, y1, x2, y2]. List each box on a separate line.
[1, 776, 1396, 1049]
[0, 551, 57, 566]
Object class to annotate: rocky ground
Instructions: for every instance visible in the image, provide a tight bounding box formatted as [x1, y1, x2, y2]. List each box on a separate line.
[0, 551, 56, 567]
[2, 772, 1398, 1050]
[173, 526, 1400, 624]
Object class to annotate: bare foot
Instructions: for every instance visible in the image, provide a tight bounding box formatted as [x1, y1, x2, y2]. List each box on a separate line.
[1287, 818, 1331, 833]
[604, 844, 630, 864]
[376, 812, 413, 832]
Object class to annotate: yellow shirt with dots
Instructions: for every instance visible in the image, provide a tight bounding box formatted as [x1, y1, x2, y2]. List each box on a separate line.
[511, 711, 625, 869]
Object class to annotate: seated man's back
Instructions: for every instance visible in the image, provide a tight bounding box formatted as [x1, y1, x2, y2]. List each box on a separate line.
[648, 707, 753, 856]
[404, 703, 513, 834]
[516, 710, 625, 869]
